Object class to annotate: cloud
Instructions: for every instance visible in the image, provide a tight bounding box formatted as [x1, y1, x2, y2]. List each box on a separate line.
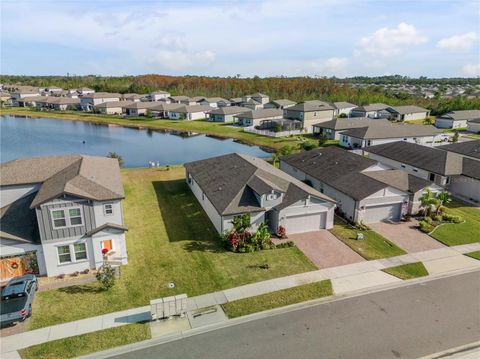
[462, 63, 480, 77]
[146, 50, 216, 71]
[308, 57, 349, 76]
[437, 32, 478, 51]
[358, 22, 427, 57]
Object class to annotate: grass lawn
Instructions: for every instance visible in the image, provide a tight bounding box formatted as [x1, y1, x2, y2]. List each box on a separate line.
[222, 280, 333, 318]
[430, 200, 480, 246]
[30, 167, 316, 329]
[330, 217, 406, 260]
[463, 133, 480, 140]
[19, 323, 150, 359]
[1, 107, 334, 151]
[382, 262, 429, 280]
[464, 251, 480, 260]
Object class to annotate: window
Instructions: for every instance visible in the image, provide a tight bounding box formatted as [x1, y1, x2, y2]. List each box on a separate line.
[69, 208, 83, 225]
[52, 210, 67, 228]
[74, 243, 87, 260]
[57, 245, 71, 263]
[429, 173, 435, 181]
[103, 204, 114, 216]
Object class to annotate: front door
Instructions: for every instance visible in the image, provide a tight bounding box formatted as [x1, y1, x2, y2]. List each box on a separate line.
[101, 240, 113, 252]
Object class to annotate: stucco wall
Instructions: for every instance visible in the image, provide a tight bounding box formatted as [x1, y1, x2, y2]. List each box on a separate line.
[0, 184, 41, 207]
[449, 175, 480, 203]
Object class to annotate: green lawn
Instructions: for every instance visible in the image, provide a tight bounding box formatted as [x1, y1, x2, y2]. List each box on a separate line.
[382, 262, 429, 280]
[19, 323, 150, 359]
[30, 167, 316, 329]
[330, 217, 406, 260]
[463, 133, 480, 140]
[464, 251, 480, 260]
[430, 200, 480, 246]
[222, 280, 333, 318]
[1, 107, 324, 151]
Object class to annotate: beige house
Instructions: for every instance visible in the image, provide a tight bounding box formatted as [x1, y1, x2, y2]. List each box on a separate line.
[283, 100, 335, 132]
[234, 108, 283, 127]
[95, 101, 132, 115]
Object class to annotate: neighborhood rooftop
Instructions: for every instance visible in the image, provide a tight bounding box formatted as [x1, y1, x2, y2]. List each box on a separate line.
[437, 140, 480, 159]
[340, 123, 441, 140]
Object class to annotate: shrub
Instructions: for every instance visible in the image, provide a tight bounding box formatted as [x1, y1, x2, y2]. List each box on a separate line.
[299, 141, 317, 151]
[442, 213, 463, 223]
[96, 263, 116, 290]
[424, 217, 434, 225]
[431, 214, 443, 222]
[222, 216, 273, 253]
[419, 220, 434, 233]
[355, 221, 370, 231]
[275, 241, 295, 249]
[273, 123, 283, 133]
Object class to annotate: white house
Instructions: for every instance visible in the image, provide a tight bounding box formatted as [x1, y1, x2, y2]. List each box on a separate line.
[198, 97, 231, 108]
[332, 102, 357, 117]
[167, 105, 212, 120]
[150, 91, 171, 101]
[95, 101, 130, 115]
[80, 92, 122, 111]
[385, 105, 430, 122]
[436, 110, 480, 129]
[208, 106, 250, 122]
[351, 103, 390, 119]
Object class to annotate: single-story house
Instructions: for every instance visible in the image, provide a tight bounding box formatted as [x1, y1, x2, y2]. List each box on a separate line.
[339, 123, 443, 149]
[0, 155, 128, 280]
[167, 105, 212, 120]
[313, 118, 390, 140]
[208, 106, 250, 122]
[181, 96, 206, 106]
[123, 102, 158, 116]
[17, 96, 47, 108]
[280, 146, 437, 223]
[256, 118, 302, 131]
[11, 90, 40, 106]
[364, 141, 480, 203]
[351, 103, 390, 119]
[264, 99, 296, 110]
[467, 119, 480, 133]
[122, 93, 144, 102]
[385, 105, 430, 122]
[283, 101, 335, 133]
[332, 102, 357, 117]
[80, 92, 122, 111]
[95, 101, 132, 115]
[78, 87, 95, 95]
[169, 95, 190, 103]
[234, 108, 283, 127]
[198, 97, 231, 108]
[149, 103, 186, 118]
[150, 91, 171, 101]
[243, 93, 270, 105]
[41, 97, 80, 111]
[185, 153, 336, 234]
[435, 110, 480, 129]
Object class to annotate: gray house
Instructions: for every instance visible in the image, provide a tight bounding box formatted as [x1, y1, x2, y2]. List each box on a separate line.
[208, 106, 250, 122]
[351, 103, 390, 119]
[435, 110, 480, 129]
[185, 153, 336, 235]
[283, 101, 335, 133]
[0, 155, 128, 281]
[313, 118, 390, 140]
[234, 108, 283, 127]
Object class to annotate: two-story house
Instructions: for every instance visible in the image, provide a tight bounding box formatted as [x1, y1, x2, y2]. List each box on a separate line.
[80, 92, 122, 111]
[283, 101, 335, 133]
[0, 155, 128, 282]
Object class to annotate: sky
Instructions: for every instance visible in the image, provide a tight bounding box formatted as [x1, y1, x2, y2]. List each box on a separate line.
[1, 0, 479, 78]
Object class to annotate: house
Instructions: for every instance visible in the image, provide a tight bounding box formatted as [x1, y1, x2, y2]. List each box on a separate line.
[234, 108, 283, 127]
[243, 93, 269, 105]
[43, 97, 80, 111]
[169, 95, 190, 103]
[312, 118, 390, 140]
[185, 153, 336, 234]
[80, 92, 121, 111]
[280, 146, 437, 223]
[17, 96, 47, 108]
[339, 123, 443, 149]
[181, 96, 205, 106]
[467, 119, 480, 133]
[150, 91, 171, 101]
[11, 89, 40, 105]
[167, 105, 212, 120]
[122, 93, 144, 102]
[229, 97, 243, 106]
[332, 102, 357, 117]
[0, 93, 12, 106]
[123, 102, 158, 116]
[95, 101, 131, 115]
[283, 101, 335, 133]
[351, 103, 390, 119]
[198, 97, 231, 108]
[208, 106, 250, 122]
[437, 140, 480, 160]
[385, 105, 430, 122]
[0, 155, 128, 280]
[364, 141, 480, 203]
[435, 110, 480, 129]
[78, 88, 95, 95]
[46, 86, 63, 94]
[149, 103, 186, 118]
[264, 99, 296, 110]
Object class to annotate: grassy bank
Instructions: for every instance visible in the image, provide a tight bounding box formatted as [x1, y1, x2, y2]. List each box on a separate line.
[30, 167, 316, 329]
[464, 251, 480, 260]
[382, 262, 429, 280]
[222, 280, 333, 318]
[1, 107, 328, 151]
[19, 323, 150, 359]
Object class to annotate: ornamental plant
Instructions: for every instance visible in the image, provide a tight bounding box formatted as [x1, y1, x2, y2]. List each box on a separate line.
[96, 263, 116, 290]
[221, 215, 273, 253]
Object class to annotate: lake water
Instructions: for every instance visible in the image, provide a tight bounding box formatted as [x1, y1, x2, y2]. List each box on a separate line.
[0, 115, 269, 167]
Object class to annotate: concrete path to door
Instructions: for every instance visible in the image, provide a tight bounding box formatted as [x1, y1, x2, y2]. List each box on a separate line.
[280, 231, 366, 269]
[370, 219, 445, 253]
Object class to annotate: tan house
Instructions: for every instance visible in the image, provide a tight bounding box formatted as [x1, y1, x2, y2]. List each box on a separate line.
[95, 101, 132, 115]
[283, 100, 335, 132]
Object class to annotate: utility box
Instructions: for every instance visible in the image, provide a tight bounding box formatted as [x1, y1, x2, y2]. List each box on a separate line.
[150, 298, 164, 321]
[163, 296, 176, 318]
[175, 294, 188, 317]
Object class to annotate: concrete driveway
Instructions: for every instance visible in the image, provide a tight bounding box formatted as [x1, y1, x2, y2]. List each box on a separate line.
[280, 231, 365, 269]
[370, 219, 445, 253]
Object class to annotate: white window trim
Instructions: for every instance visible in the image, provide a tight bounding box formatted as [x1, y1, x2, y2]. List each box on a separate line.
[101, 239, 116, 253]
[56, 245, 72, 264]
[103, 203, 114, 216]
[73, 242, 89, 261]
[56, 242, 89, 265]
[50, 207, 84, 229]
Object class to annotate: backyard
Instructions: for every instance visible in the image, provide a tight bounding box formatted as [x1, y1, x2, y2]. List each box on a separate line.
[29, 167, 316, 329]
[430, 200, 480, 246]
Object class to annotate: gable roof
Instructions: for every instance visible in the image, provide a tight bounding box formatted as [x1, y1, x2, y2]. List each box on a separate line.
[332, 101, 357, 109]
[386, 105, 429, 115]
[268, 99, 296, 107]
[247, 92, 268, 98]
[123, 101, 158, 110]
[82, 92, 121, 99]
[0, 192, 40, 244]
[95, 101, 132, 109]
[437, 140, 480, 159]
[0, 155, 125, 208]
[208, 106, 251, 115]
[440, 110, 480, 121]
[341, 124, 441, 140]
[185, 153, 334, 216]
[234, 108, 283, 119]
[363, 170, 432, 193]
[169, 104, 212, 113]
[364, 141, 464, 176]
[353, 103, 389, 112]
[287, 100, 334, 112]
[313, 118, 390, 131]
[462, 158, 480, 180]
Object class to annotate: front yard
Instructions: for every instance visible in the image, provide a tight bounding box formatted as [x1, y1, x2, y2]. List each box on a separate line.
[30, 167, 316, 329]
[382, 262, 429, 280]
[430, 200, 480, 246]
[330, 217, 406, 260]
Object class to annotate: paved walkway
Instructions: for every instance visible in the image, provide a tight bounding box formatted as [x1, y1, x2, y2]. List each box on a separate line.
[276, 231, 365, 268]
[370, 220, 446, 253]
[2, 242, 479, 356]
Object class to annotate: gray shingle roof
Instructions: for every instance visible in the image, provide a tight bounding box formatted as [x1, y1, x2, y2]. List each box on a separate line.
[312, 118, 390, 130]
[440, 110, 480, 121]
[169, 104, 212, 113]
[268, 99, 296, 107]
[95, 101, 132, 109]
[332, 101, 357, 109]
[208, 106, 251, 115]
[437, 140, 480, 159]
[341, 124, 441, 140]
[185, 153, 334, 216]
[462, 158, 480, 180]
[363, 170, 432, 193]
[386, 105, 429, 115]
[0, 192, 40, 244]
[287, 100, 334, 112]
[234, 108, 283, 119]
[353, 103, 389, 112]
[82, 92, 121, 99]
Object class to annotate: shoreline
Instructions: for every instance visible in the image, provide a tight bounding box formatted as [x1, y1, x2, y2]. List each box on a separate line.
[0, 108, 311, 151]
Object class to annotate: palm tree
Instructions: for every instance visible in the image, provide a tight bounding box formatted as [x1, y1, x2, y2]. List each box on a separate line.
[420, 189, 438, 218]
[436, 191, 451, 215]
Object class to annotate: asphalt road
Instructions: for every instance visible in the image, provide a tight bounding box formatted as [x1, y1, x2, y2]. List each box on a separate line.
[113, 271, 480, 359]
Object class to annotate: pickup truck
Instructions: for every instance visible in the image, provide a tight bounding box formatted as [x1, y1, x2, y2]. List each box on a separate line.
[0, 274, 38, 327]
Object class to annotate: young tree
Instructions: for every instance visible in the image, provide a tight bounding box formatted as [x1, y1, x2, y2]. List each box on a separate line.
[318, 133, 328, 146]
[420, 189, 439, 218]
[436, 191, 451, 215]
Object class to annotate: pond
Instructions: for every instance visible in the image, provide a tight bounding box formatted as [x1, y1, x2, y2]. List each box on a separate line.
[0, 115, 270, 167]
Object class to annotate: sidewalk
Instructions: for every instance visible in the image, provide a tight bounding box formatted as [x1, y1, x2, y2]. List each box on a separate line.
[2, 242, 479, 355]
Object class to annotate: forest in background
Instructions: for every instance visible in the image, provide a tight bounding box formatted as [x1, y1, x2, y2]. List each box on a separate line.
[1, 74, 479, 115]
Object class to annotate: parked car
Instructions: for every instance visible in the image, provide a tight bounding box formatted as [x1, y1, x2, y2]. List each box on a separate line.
[0, 274, 38, 327]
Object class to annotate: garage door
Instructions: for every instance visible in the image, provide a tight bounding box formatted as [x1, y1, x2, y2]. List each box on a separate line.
[363, 203, 402, 223]
[285, 212, 326, 234]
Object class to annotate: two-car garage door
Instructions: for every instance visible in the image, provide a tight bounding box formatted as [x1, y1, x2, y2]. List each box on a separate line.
[285, 212, 326, 234]
[363, 203, 402, 224]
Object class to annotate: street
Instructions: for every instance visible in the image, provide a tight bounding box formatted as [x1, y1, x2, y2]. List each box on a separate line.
[111, 271, 480, 359]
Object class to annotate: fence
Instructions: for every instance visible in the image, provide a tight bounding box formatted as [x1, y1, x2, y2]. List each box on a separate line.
[243, 126, 302, 138]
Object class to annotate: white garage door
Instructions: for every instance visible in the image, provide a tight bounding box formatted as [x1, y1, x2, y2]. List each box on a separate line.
[285, 212, 326, 234]
[363, 203, 402, 223]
